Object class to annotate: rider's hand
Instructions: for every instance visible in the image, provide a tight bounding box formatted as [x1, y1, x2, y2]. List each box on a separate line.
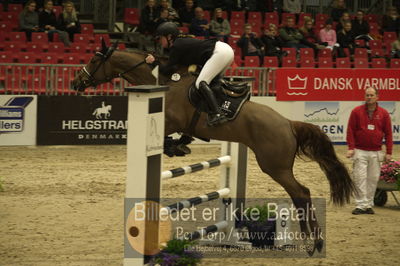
[145, 54, 155, 64]
[346, 150, 354, 158]
[385, 154, 392, 162]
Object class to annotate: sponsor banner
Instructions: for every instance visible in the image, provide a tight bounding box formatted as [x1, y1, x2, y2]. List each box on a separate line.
[251, 97, 400, 144]
[0, 95, 37, 145]
[276, 69, 400, 101]
[37, 96, 128, 145]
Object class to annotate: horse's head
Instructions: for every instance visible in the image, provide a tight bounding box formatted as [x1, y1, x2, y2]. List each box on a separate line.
[72, 40, 118, 92]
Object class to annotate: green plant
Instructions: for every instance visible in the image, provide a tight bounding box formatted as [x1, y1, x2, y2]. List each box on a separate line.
[149, 239, 202, 266]
[245, 202, 277, 223]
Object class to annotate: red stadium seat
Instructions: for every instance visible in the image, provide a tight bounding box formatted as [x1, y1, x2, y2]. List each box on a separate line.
[299, 57, 315, 68]
[318, 57, 333, 68]
[248, 12, 262, 24]
[123, 8, 140, 31]
[230, 19, 244, 28]
[0, 21, 13, 32]
[8, 32, 27, 42]
[52, 6, 62, 18]
[40, 53, 58, 64]
[370, 48, 386, 58]
[315, 13, 329, 22]
[282, 57, 297, 67]
[354, 58, 369, 68]
[389, 58, 400, 68]
[74, 34, 92, 44]
[264, 12, 279, 27]
[282, 48, 296, 57]
[231, 11, 245, 21]
[48, 42, 65, 53]
[32, 32, 48, 43]
[371, 58, 387, 68]
[336, 57, 351, 68]
[63, 53, 82, 64]
[81, 24, 94, 35]
[383, 32, 397, 42]
[94, 34, 111, 45]
[354, 48, 368, 58]
[244, 56, 260, 67]
[281, 13, 296, 25]
[354, 39, 366, 47]
[318, 48, 332, 58]
[369, 39, 382, 49]
[263, 56, 279, 67]
[299, 48, 314, 59]
[8, 4, 23, 13]
[26, 42, 46, 53]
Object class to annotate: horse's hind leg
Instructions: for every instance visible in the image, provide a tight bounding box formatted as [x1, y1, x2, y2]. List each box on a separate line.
[267, 168, 323, 256]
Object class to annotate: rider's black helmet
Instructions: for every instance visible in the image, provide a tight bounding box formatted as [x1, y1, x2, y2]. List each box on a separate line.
[156, 22, 179, 38]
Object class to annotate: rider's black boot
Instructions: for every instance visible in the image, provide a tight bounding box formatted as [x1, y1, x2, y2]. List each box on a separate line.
[198, 81, 227, 126]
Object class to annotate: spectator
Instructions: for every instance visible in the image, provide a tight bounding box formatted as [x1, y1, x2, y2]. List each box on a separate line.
[260, 23, 286, 62]
[283, 0, 301, 21]
[352, 10, 370, 36]
[299, 16, 326, 48]
[319, 19, 338, 50]
[138, 0, 160, 35]
[172, 0, 185, 10]
[279, 16, 309, 49]
[19, 0, 41, 41]
[337, 21, 355, 57]
[39, 0, 70, 46]
[336, 11, 351, 32]
[390, 35, 400, 58]
[209, 8, 230, 42]
[189, 7, 210, 37]
[159, 0, 180, 26]
[346, 87, 393, 215]
[237, 23, 264, 65]
[382, 6, 400, 34]
[179, 0, 196, 27]
[331, 0, 348, 22]
[57, 1, 81, 42]
[196, 0, 215, 11]
[155, 8, 170, 28]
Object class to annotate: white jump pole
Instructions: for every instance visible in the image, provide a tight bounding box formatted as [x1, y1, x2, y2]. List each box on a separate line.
[124, 85, 169, 266]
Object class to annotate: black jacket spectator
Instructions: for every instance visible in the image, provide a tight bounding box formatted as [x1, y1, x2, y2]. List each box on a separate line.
[178, 0, 195, 26]
[382, 7, 400, 33]
[237, 24, 264, 65]
[57, 1, 81, 42]
[330, 0, 348, 22]
[138, 0, 160, 34]
[352, 19, 369, 36]
[337, 23, 355, 57]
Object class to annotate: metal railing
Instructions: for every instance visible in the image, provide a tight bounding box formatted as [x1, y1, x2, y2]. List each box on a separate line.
[0, 64, 275, 96]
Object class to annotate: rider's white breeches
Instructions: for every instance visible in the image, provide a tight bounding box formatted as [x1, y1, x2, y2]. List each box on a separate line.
[195, 41, 234, 88]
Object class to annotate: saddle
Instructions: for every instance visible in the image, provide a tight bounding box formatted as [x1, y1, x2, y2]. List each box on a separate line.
[188, 65, 251, 121]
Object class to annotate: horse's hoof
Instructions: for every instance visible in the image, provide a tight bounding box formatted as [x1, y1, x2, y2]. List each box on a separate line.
[307, 246, 316, 257]
[176, 144, 191, 155]
[315, 239, 324, 253]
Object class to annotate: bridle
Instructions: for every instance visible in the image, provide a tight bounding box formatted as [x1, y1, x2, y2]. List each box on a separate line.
[78, 48, 146, 90]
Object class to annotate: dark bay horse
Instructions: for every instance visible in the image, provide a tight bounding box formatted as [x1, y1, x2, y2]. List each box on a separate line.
[72, 43, 355, 255]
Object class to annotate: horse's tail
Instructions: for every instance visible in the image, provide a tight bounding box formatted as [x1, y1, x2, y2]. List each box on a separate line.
[290, 120, 356, 206]
[92, 109, 97, 115]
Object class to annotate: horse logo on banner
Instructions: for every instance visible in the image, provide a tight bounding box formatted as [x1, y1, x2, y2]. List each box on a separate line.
[92, 101, 112, 119]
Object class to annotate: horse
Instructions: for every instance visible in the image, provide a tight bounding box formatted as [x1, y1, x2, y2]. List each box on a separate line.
[72, 42, 356, 255]
[92, 104, 112, 119]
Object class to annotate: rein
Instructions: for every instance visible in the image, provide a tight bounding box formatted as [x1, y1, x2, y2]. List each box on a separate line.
[80, 52, 146, 88]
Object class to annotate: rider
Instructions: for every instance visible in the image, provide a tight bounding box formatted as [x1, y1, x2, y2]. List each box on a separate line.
[145, 22, 234, 126]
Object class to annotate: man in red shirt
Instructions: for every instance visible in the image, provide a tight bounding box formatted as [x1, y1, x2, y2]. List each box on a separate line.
[346, 87, 393, 215]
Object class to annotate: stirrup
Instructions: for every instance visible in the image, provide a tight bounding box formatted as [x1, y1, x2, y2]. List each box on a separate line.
[207, 113, 227, 126]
